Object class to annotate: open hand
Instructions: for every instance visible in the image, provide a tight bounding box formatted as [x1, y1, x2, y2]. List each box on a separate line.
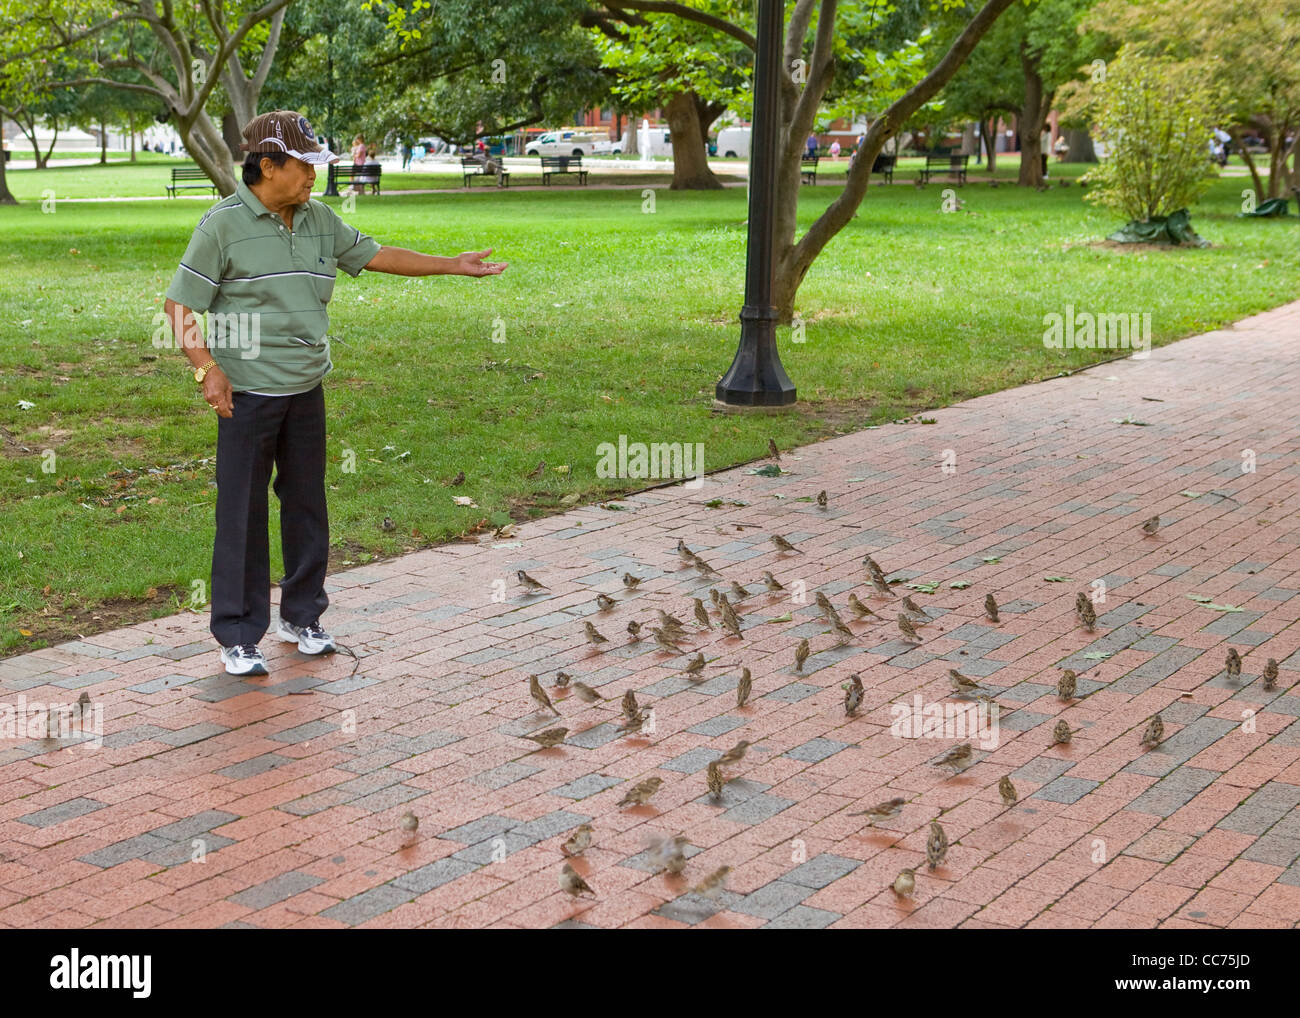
[456, 248, 508, 277]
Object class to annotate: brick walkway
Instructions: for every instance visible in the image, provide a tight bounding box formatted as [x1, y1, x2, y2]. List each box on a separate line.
[3, 304, 1299, 930]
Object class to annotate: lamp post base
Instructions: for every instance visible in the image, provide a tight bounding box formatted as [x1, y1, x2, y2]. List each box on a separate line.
[715, 305, 797, 407]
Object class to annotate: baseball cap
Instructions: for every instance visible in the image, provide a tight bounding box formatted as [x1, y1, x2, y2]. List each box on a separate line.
[241, 111, 339, 164]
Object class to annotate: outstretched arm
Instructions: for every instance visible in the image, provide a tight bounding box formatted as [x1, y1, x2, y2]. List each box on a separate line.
[365, 246, 507, 277]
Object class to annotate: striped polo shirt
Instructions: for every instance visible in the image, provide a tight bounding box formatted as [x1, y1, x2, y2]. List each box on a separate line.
[166, 180, 381, 394]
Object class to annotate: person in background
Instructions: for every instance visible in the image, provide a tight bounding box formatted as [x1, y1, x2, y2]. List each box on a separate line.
[1040, 128, 1051, 179]
[806, 133, 818, 158]
[1054, 134, 1069, 162]
[347, 134, 366, 196]
[829, 139, 841, 160]
[401, 138, 413, 170]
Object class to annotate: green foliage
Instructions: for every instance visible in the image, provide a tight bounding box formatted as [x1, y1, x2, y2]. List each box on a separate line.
[1082, 52, 1222, 222]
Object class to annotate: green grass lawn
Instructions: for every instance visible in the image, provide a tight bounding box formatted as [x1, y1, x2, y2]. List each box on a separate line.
[1, 165, 1296, 654]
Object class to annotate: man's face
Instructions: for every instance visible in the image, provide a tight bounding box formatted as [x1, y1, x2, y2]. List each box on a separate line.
[261, 155, 316, 205]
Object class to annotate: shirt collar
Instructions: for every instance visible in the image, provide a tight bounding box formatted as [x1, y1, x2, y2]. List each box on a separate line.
[236, 180, 311, 220]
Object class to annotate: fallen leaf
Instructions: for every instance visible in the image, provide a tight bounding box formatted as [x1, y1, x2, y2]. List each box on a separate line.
[452, 496, 479, 507]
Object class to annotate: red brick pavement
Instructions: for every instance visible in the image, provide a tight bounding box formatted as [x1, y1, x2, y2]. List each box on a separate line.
[2, 304, 1299, 928]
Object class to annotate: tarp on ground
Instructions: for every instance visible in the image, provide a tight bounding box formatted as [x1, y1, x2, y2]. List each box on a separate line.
[1238, 197, 1294, 218]
[1106, 209, 1210, 247]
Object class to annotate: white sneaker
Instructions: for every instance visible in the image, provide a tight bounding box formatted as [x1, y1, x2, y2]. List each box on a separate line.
[221, 644, 268, 676]
[276, 617, 336, 656]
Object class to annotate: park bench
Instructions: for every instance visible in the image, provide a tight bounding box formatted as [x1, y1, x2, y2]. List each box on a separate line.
[539, 155, 588, 186]
[800, 154, 819, 185]
[461, 156, 510, 187]
[918, 153, 968, 185]
[870, 152, 895, 184]
[331, 162, 383, 194]
[165, 166, 218, 198]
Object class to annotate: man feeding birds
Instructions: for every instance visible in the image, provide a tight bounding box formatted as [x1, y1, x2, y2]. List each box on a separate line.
[163, 111, 507, 676]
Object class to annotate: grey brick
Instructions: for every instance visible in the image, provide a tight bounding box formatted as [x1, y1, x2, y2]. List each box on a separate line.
[452, 832, 534, 863]
[762, 682, 821, 703]
[470, 761, 540, 790]
[320, 884, 415, 925]
[1011, 757, 1076, 785]
[662, 747, 722, 774]
[149, 810, 239, 841]
[654, 891, 736, 925]
[1123, 718, 1237, 777]
[217, 753, 294, 780]
[48, 669, 117, 690]
[143, 835, 235, 866]
[1111, 645, 1202, 694]
[511, 810, 590, 842]
[392, 856, 479, 894]
[268, 720, 338, 744]
[785, 738, 851, 764]
[79, 833, 171, 868]
[552, 773, 624, 799]
[686, 715, 748, 737]
[1200, 611, 1264, 637]
[1129, 767, 1219, 817]
[564, 722, 622, 749]
[732, 880, 809, 919]
[762, 904, 841, 929]
[782, 853, 860, 889]
[440, 815, 516, 845]
[720, 792, 795, 825]
[17, 797, 107, 827]
[230, 871, 324, 910]
[1033, 776, 1100, 804]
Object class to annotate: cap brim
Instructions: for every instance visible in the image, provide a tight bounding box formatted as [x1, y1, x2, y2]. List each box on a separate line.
[290, 147, 339, 165]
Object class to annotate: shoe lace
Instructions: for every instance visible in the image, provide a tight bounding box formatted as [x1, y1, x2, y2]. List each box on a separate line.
[236, 644, 261, 657]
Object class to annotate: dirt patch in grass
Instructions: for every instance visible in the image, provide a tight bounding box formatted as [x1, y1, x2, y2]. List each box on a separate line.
[4, 585, 196, 656]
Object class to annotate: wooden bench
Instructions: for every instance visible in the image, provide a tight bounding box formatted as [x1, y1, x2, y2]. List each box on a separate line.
[461, 156, 510, 187]
[166, 166, 218, 198]
[539, 155, 588, 186]
[870, 152, 895, 184]
[800, 154, 819, 185]
[332, 162, 383, 194]
[917, 153, 968, 185]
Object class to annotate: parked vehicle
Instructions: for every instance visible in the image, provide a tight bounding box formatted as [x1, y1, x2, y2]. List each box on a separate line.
[525, 130, 599, 157]
[716, 125, 751, 159]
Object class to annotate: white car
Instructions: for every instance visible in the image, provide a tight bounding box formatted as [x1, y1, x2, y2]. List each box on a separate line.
[716, 126, 751, 159]
[525, 131, 598, 157]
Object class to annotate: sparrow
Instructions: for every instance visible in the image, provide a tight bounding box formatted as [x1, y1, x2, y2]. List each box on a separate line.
[529, 674, 560, 716]
[729, 581, 752, 601]
[618, 776, 663, 807]
[584, 621, 609, 645]
[523, 726, 568, 749]
[815, 591, 839, 622]
[518, 569, 548, 592]
[650, 627, 682, 653]
[657, 610, 688, 635]
[527, 460, 546, 479]
[816, 489, 827, 508]
[76, 690, 91, 712]
[622, 572, 642, 590]
[1140, 714, 1164, 748]
[562, 823, 592, 856]
[848, 796, 904, 822]
[844, 672, 864, 715]
[571, 681, 606, 704]
[1262, 657, 1279, 690]
[619, 712, 648, 736]
[626, 619, 642, 640]
[647, 834, 691, 875]
[676, 539, 695, 562]
[720, 613, 743, 640]
[709, 588, 722, 607]
[554, 671, 573, 688]
[1141, 515, 1160, 536]
[935, 743, 973, 770]
[736, 667, 752, 708]
[1078, 598, 1096, 632]
[794, 638, 810, 673]
[399, 811, 419, 838]
[831, 617, 856, 645]
[984, 594, 1000, 623]
[848, 593, 878, 619]
[559, 861, 595, 897]
[926, 821, 949, 870]
[897, 614, 921, 643]
[690, 865, 732, 899]
[381, 516, 395, 531]
[449, 470, 465, 486]
[949, 669, 981, 695]
[1058, 668, 1077, 700]
[717, 739, 752, 766]
[694, 556, 721, 578]
[621, 689, 640, 721]
[893, 868, 916, 897]
[761, 571, 785, 593]
[771, 534, 802, 554]
[693, 598, 713, 629]
[1225, 647, 1242, 682]
[1075, 591, 1090, 614]
[870, 572, 896, 598]
[684, 652, 706, 678]
[595, 593, 616, 611]
[1050, 719, 1080, 746]
[706, 760, 725, 800]
[768, 437, 781, 461]
[900, 595, 927, 621]
[998, 775, 1018, 807]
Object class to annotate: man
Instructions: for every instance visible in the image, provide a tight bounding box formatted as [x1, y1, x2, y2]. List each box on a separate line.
[164, 110, 506, 676]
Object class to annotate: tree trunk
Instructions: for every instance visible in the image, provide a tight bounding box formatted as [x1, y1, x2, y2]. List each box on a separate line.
[665, 91, 722, 190]
[1064, 128, 1095, 163]
[623, 119, 638, 155]
[1232, 127, 1265, 200]
[1017, 44, 1047, 187]
[0, 123, 15, 205]
[42, 124, 58, 168]
[221, 110, 243, 163]
[129, 114, 136, 162]
[17, 112, 46, 169]
[176, 110, 238, 195]
[99, 119, 107, 165]
[983, 116, 998, 174]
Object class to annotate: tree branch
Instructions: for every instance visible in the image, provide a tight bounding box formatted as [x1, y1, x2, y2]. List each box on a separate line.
[600, 1, 755, 50]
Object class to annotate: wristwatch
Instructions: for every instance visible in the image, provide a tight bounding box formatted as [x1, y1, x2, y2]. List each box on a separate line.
[194, 358, 217, 383]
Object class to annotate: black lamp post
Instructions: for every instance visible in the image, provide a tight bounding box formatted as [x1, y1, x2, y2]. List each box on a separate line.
[322, 28, 340, 197]
[715, 0, 795, 407]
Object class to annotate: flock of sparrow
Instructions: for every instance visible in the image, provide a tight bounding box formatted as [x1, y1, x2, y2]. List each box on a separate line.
[392, 488, 1288, 912]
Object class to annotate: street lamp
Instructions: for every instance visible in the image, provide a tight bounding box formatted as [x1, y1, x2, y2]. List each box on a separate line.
[715, 0, 795, 407]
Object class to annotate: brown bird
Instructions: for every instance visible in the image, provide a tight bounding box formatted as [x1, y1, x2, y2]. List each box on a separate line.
[559, 861, 595, 897]
[709, 587, 722, 607]
[647, 834, 691, 875]
[684, 652, 706, 678]
[935, 743, 973, 770]
[770, 534, 802, 554]
[794, 638, 810, 673]
[815, 590, 839, 621]
[768, 437, 781, 461]
[619, 712, 648, 737]
[622, 572, 642, 590]
[529, 674, 560, 716]
[618, 776, 663, 807]
[1225, 647, 1242, 682]
[676, 539, 695, 562]
[848, 796, 905, 823]
[626, 619, 642, 640]
[848, 593, 878, 619]
[517, 569, 548, 592]
[584, 621, 609, 646]
[1050, 719, 1080, 746]
[844, 673, 864, 715]
[949, 669, 981, 695]
[926, 821, 949, 870]
[900, 595, 927, 621]
[527, 460, 546, 479]
[720, 613, 743, 640]
[399, 811, 419, 839]
[1058, 668, 1077, 700]
[571, 681, 606, 705]
[761, 571, 785, 593]
[554, 671, 573, 688]
[870, 572, 896, 598]
[1075, 591, 1090, 614]
[736, 667, 752, 708]
[595, 593, 616, 611]
[561, 823, 592, 856]
[1078, 598, 1096, 632]
[706, 760, 724, 800]
[650, 627, 682, 653]
[1262, 657, 1279, 690]
[693, 598, 713, 629]
[863, 555, 883, 575]
[831, 617, 855, 646]
[449, 470, 465, 486]
[1141, 515, 1160, 536]
[897, 614, 921, 643]
[690, 865, 732, 900]
[693, 556, 720, 578]
[657, 610, 688, 635]
[984, 594, 1000, 623]
[816, 489, 828, 509]
[523, 726, 568, 749]
[1140, 714, 1164, 748]
[729, 581, 752, 601]
[893, 868, 916, 897]
[998, 775, 1018, 807]
[621, 689, 640, 720]
[717, 739, 752, 766]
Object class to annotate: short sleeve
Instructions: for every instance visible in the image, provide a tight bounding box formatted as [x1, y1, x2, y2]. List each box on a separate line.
[327, 205, 382, 277]
[165, 225, 222, 312]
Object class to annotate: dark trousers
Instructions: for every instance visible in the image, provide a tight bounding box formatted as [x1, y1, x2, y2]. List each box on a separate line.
[210, 384, 329, 647]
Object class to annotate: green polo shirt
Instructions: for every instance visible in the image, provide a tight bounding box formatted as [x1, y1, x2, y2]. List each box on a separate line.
[166, 181, 381, 394]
